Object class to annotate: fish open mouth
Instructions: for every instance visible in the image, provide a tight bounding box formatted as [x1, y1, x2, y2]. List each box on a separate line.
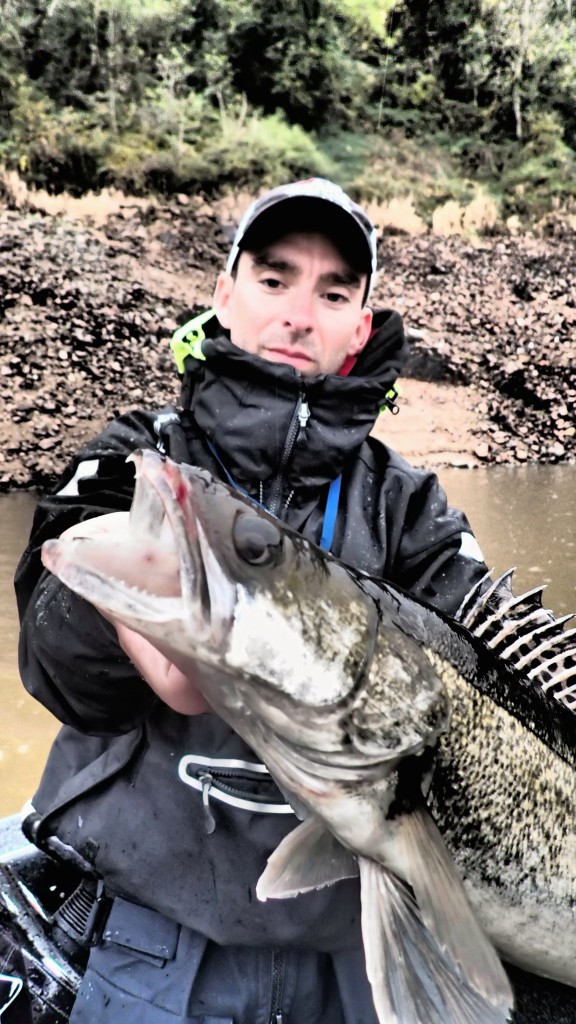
[131, 450, 238, 646]
[41, 450, 237, 647]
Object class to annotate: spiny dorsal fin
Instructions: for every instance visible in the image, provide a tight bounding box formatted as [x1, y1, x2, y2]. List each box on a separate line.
[499, 613, 574, 659]
[455, 569, 513, 627]
[456, 569, 576, 715]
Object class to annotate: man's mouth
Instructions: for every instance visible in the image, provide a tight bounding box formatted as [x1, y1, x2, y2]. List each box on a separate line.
[265, 347, 314, 366]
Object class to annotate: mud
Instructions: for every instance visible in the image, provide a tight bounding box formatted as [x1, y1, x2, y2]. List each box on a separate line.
[1, 193, 574, 490]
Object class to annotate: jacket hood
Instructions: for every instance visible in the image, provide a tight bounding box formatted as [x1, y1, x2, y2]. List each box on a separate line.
[178, 308, 409, 508]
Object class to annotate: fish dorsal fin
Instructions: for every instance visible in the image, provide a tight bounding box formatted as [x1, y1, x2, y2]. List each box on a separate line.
[455, 568, 513, 626]
[456, 569, 576, 714]
[256, 817, 359, 900]
[359, 857, 513, 1024]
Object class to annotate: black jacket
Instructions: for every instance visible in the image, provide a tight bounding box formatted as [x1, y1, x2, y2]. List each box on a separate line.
[15, 310, 489, 949]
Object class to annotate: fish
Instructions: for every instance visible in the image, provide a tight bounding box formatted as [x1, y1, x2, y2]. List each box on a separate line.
[41, 450, 576, 1024]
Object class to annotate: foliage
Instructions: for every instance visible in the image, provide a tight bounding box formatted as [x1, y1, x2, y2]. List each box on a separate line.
[194, 0, 379, 132]
[475, 0, 576, 142]
[333, 130, 483, 218]
[498, 112, 576, 215]
[111, 110, 333, 196]
[0, 0, 575, 221]
[333, 0, 401, 39]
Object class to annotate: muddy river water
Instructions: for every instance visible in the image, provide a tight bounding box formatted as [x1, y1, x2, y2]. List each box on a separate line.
[0, 465, 574, 816]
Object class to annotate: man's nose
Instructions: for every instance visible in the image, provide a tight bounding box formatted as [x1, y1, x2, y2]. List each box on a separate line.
[283, 290, 315, 333]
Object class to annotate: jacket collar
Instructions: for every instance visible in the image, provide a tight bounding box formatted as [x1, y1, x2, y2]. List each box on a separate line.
[179, 309, 409, 507]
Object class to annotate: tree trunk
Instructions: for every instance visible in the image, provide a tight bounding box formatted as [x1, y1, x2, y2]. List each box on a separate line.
[512, 79, 522, 140]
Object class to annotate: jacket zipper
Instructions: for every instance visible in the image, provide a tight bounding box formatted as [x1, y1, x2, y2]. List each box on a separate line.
[198, 773, 216, 834]
[267, 382, 308, 516]
[197, 768, 284, 803]
[269, 948, 286, 1024]
[195, 770, 292, 834]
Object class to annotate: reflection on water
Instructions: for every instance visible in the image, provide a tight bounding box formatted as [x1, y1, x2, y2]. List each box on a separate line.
[438, 465, 575, 618]
[0, 466, 574, 816]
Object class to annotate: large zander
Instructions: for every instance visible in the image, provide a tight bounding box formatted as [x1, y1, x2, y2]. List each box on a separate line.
[41, 450, 576, 1024]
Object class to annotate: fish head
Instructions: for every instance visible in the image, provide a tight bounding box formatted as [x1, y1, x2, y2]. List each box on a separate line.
[42, 450, 447, 763]
[42, 451, 372, 708]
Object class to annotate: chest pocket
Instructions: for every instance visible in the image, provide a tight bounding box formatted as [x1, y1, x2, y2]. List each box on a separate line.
[178, 754, 294, 834]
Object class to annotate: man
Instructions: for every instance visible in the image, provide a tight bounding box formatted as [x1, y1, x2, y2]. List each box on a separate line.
[15, 179, 489, 1023]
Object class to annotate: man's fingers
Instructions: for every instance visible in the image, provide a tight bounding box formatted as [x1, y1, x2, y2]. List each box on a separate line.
[115, 624, 211, 715]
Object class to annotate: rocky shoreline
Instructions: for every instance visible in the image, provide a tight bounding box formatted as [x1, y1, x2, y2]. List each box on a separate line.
[1, 195, 575, 491]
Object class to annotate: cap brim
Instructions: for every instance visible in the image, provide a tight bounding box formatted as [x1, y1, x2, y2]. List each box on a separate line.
[237, 198, 373, 278]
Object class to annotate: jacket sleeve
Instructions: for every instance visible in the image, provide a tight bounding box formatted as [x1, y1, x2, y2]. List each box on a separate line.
[15, 413, 162, 734]
[383, 462, 490, 617]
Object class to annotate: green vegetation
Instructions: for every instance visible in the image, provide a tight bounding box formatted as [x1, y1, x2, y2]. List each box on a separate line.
[1, 0, 576, 226]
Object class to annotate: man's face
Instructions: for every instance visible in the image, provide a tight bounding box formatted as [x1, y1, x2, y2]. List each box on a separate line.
[213, 232, 373, 376]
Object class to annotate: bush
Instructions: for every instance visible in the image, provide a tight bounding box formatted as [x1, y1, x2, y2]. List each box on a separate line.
[331, 130, 473, 209]
[80, 108, 331, 196]
[496, 114, 576, 217]
[105, 109, 332, 196]
[0, 77, 333, 197]
[187, 110, 333, 194]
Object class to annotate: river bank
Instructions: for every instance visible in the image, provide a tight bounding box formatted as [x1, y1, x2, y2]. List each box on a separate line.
[1, 192, 575, 490]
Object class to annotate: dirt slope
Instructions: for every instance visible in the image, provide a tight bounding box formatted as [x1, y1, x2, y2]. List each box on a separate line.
[1, 193, 575, 489]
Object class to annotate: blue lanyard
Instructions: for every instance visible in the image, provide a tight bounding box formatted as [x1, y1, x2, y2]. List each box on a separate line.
[320, 474, 342, 551]
[205, 439, 341, 552]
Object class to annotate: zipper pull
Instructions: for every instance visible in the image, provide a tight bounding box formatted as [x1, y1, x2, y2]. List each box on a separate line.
[198, 772, 216, 834]
[298, 399, 310, 428]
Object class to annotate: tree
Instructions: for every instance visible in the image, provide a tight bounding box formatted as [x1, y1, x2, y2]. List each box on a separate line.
[191, 0, 384, 132]
[479, 0, 576, 140]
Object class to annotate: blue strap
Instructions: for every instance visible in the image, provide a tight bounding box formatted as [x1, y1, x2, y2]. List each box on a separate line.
[205, 440, 270, 514]
[320, 474, 341, 551]
[206, 439, 342, 553]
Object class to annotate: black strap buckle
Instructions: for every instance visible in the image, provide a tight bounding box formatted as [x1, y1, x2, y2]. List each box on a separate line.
[381, 385, 400, 416]
[54, 878, 112, 949]
[85, 880, 113, 947]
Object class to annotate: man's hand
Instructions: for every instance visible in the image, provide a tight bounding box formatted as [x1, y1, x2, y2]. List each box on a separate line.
[115, 624, 211, 715]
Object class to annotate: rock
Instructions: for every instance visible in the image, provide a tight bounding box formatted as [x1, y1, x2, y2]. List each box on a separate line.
[548, 443, 566, 458]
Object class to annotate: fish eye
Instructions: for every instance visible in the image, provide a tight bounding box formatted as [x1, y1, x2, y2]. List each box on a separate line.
[233, 513, 283, 566]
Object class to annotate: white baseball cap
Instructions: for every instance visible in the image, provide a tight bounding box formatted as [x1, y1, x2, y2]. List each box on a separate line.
[226, 178, 378, 302]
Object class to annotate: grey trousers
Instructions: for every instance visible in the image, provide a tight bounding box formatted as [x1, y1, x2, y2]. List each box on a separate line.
[68, 896, 576, 1023]
[69, 897, 378, 1024]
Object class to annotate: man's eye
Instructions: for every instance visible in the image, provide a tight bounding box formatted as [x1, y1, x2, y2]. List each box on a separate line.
[261, 277, 283, 289]
[326, 292, 349, 304]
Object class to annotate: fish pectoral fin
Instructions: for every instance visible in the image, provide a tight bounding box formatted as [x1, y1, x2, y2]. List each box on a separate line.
[256, 817, 359, 901]
[394, 805, 513, 1017]
[359, 857, 513, 1024]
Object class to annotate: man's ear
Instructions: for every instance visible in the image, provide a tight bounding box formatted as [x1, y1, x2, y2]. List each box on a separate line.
[348, 306, 373, 357]
[213, 271, 233, 329]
